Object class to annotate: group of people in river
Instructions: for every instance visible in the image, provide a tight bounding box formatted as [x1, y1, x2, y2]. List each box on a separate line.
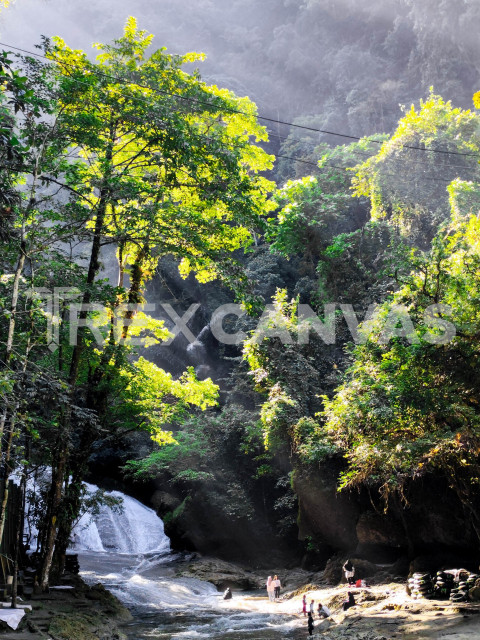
[262, 560, 359, 635]
[305, 590, 356, 635]
[302, 594, 332, 617]
[265, 575, 282, 601]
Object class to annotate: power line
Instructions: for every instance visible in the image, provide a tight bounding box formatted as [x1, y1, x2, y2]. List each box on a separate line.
[275, 154, 459, 183]
[0, 42, 478, 188]
[267, 127, 480, 174]
[2, 40, 480, 161]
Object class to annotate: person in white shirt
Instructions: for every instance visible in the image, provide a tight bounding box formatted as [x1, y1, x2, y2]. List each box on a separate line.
[317, 602, 331, 618]
[342, 559, 355, 585]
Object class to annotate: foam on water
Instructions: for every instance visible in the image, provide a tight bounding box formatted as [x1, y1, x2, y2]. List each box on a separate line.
[71, 484, 303, 639]
[71, 483, 170, 555]
[109, 573, 219, 609]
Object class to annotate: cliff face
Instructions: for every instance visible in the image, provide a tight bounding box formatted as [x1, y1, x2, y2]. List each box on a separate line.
[138, 454, 480, 570]
[294, 461, 480, 566]
[150, 483, 300, 568]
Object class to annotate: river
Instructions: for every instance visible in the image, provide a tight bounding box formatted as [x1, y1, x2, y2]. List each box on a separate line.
[71, 486, 306, 639]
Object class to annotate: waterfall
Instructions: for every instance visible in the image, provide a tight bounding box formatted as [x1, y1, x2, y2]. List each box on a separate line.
[70, 483, 170, 555]
[65, 482, 301, 637]
[67, 488, 304, 639]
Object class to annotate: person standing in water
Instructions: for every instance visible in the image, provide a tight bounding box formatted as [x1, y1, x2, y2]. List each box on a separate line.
[266, 576, 274, 601]
[307, 612, 314, 636]
[309, 599, 315, 616]
[273, 575, 281, 600]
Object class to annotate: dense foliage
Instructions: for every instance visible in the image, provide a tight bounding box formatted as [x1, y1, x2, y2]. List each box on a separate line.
[0, 18, 274, 588]
[2, 3, 480, 578]
[240, 90, 480, 547]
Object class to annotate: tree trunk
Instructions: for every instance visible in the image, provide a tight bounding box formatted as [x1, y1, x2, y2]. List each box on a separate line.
[0, 416, 16, 544]
[39, 137, 114, 590]
[39, 440, 68, 590]
[11, 465, 26, 609]
[51, 472, 84, 578]
[120, 247, 146, 341]
[0, 240, 26, 447]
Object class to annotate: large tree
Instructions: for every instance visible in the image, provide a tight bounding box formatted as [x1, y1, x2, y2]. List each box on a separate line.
[0, 17, 276, 587]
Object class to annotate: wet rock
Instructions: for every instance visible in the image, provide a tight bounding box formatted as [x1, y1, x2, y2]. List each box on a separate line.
[315, 617, 336, 633]
[176, 557, 264, 590]
[86, 583, 132, 621]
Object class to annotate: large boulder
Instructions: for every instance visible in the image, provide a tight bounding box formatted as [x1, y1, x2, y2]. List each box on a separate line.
[323, 555, 377, 585]
[175, 558, 264, 590]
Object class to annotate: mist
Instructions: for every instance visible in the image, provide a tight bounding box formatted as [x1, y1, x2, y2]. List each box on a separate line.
[1, 0, 479, 141]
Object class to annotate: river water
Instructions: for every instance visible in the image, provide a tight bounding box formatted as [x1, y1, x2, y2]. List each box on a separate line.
[72, 486, 306, 640]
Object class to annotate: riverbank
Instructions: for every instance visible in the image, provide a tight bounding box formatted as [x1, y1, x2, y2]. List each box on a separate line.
[4, 556, 480, 639]
[0, 572, 132, 640]
[252, 581, 480, 639]
[178, 557, 480, 639]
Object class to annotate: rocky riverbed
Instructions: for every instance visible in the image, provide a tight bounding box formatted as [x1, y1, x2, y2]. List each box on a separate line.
[4, 556, 480, 639]
[176, 557, 480, 639]
[279, 582, 480, 639]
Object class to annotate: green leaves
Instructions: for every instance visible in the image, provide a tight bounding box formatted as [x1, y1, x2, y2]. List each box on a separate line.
[352, 92, 480, 245]
[322, 212, 480, 498]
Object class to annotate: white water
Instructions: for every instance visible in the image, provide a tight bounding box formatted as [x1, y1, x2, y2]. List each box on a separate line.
[71, 483, 170, 555]
[74, 485, 304, 639]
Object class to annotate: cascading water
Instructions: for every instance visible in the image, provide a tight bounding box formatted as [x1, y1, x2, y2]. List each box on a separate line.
[71, 483, 170, 555]
[74, 484, 304, 639]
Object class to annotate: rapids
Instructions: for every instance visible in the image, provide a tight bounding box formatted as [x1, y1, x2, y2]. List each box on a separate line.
[72, 485, 305, 639]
